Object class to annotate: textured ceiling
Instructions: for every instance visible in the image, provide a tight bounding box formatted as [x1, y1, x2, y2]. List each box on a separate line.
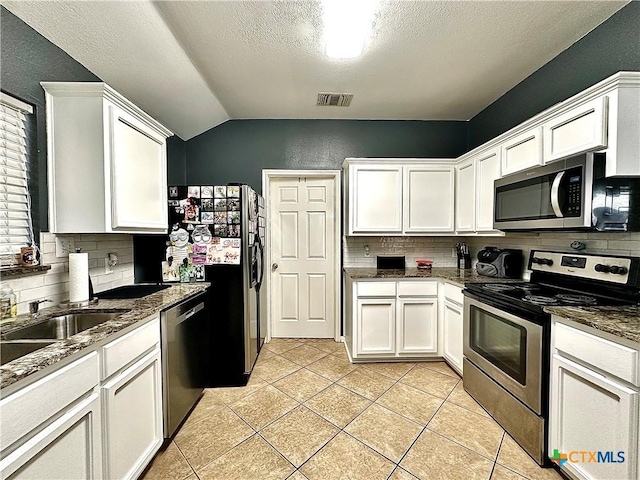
[3, 1, 629, 140]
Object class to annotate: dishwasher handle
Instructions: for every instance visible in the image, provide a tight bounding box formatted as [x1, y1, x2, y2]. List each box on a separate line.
[185, 303, 204, 320]
[166, 302, 204, 327]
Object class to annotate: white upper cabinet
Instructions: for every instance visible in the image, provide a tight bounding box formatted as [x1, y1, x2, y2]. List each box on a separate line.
[543, 96, 608, 163]
[475, 147, 501, 232]
[500, 126, 543, 176]
[42, 82, 173, 234]
[454, 147, 502, 235]
[454, 159, 475, 233]
[349, 163, 403, 234]
[486, 72, 640, 177]
[109, 105, 168, 231]
[404, 166, 455, 233]
[345, 159, 455, 236]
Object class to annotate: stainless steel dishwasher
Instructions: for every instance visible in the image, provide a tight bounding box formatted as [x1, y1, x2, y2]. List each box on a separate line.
[161, 293, 206, 438]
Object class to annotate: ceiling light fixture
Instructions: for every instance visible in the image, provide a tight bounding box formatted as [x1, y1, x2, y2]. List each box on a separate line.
[322, 0, 376, 59]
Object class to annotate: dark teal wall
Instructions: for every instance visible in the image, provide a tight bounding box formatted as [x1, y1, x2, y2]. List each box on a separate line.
[469, 2, 640, 148]
[166, 136, 187, 184]
[1, 6, 189, 232]
[186, 119, 469, 192]
[0, 6, 100, 234]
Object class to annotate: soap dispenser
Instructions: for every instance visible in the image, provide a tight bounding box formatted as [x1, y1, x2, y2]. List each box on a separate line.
[0, 285, 17, 320]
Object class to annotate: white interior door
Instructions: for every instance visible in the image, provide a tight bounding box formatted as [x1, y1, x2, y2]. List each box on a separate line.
[269, 176, 336, 338]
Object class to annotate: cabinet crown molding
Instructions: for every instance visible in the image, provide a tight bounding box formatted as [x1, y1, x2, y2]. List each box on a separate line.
[41, 81, 173, 139]
[459, 71, 640, 162]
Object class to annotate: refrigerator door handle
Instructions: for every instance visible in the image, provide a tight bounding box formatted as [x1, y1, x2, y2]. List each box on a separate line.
[256, 234, 265, 290]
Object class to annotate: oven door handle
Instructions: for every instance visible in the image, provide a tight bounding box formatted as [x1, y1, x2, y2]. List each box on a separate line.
[550, 171, 565, 218]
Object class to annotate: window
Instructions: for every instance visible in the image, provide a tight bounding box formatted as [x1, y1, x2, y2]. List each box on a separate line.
[0, 92, 34, 266]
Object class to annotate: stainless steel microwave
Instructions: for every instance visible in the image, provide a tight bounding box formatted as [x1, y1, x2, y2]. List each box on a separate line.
[494, 153, 640, 231]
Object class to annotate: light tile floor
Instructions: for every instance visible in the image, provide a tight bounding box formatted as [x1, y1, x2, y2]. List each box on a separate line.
[141, 338, 564, 480]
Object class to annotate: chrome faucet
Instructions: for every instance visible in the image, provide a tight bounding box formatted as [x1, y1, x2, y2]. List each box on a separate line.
[29, 299, 50, 317]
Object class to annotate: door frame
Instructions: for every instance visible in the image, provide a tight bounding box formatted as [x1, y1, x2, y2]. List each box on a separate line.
[262, 169, 342, 341]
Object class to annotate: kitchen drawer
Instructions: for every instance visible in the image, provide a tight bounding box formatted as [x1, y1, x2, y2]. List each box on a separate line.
[397, 281, 438, 297]
[356, 282, 396, 297]
[554, 322, 639, 386]
[0, 351, 99, 452]
[101, 317, 160, 380]
[443, 283, 464, 305]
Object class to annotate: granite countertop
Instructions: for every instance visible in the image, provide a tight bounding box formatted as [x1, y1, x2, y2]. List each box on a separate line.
[0, 283, 209, 390]
[343, 267, 523, 286]
[546, 305, 640, 344]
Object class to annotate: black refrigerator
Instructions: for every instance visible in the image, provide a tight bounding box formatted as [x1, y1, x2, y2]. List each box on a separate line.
[164, 184, 266, 386]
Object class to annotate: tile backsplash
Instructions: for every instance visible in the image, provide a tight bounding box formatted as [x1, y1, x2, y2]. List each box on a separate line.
[1, 232, 134, 315]
[466, 231, 640, 269]
[343, 236, 460, 268]
[343, 232, 640, 272]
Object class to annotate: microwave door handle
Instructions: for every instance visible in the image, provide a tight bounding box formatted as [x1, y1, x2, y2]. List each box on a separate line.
[551, 171, 565, 218]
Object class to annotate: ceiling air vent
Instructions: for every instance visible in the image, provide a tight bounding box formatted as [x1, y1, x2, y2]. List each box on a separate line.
[317, 93, 353, 107]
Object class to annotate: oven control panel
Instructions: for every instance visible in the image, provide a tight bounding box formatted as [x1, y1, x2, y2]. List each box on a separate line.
[530, 250, 631, 284]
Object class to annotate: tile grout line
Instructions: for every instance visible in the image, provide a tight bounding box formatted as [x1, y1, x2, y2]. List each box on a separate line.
[488, 432, 507, 479]
[330, 371, 418, 469]
[254, 429, 299, 474]
[171, 440, 202, 480]
[393, 377, 462, 474]
[184, 406, 261, 476]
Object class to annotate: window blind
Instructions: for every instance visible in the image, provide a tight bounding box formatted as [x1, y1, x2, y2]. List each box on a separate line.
[0, 92, 34, 263]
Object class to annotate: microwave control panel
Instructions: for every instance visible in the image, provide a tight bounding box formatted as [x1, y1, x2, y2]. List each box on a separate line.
[566, 171, 582, 217]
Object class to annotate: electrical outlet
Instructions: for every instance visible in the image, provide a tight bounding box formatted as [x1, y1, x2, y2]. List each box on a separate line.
[104, 252, 118, 274]
[55, 236, 75, 257]
[364, 245, 370, 258]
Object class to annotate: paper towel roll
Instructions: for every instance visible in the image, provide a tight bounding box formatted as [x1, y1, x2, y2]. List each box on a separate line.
[69, 252, 89, 303]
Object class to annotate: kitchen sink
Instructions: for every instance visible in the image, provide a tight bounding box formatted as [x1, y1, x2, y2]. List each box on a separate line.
[0, 340, 57, 366]
[1, 312, 127, 341]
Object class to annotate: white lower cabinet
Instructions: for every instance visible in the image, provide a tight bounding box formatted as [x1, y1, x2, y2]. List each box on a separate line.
[397, 298, 438, 355]
[348, 279, 440, 360]
[2, 393, 102, 480]
[442, 282, 464, 375]
[356, 298, 396, 355]
[549, 318, 639, 480]
[102, 349, 163, 480]
[0, 317, 162, 480]
[442, 300, 463, 375]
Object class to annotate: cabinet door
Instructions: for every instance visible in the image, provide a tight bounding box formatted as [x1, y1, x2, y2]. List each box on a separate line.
[549, 354, 638, 480]
[475, 148, 501, 232]
[397, 298, 438, 355]
[109, 104, 168, 232]
[501, 127, 543, 175]
[102, 349, 163, 480]
[455, 160, 475, 232]
[544, 96, 608, 163]
[350, 165, 402, 234]
[356, 298, 395, 355]
[404, 166, 455, 233]
[2, 393, 102, 479]
[442, 301, 463, 375]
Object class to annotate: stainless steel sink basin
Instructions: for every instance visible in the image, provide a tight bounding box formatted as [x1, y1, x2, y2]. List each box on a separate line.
[0, 340, 56, 366]
[1, 312, 126, 341]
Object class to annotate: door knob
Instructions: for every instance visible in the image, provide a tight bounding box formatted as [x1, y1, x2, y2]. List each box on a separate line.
[272, 263, 278, 271]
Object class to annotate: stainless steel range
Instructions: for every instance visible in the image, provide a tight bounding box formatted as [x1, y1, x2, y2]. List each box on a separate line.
[463, 250, 640, 466]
